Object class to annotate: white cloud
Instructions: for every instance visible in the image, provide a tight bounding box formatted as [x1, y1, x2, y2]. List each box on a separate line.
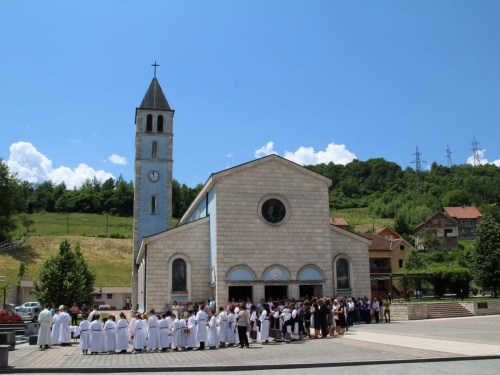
[466, 149, 500, 166]
[108, 154, 127, 165]
[225, 153, 233, 158]
[67, 138, 82, 144]
[6, 141, 115, 188]
[284, 142, 357, 165]
[255, 141, 278, 158]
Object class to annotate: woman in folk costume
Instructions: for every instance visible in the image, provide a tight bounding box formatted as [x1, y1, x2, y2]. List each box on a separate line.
[90, 313, 104, 354]
[104, 314, 117, 353]
[115, 312, 129, 353]
[171, 314, 182, 350]
[259, 303, 270, 344]
[78, 313, 91, 354]
[273, 309, 283, 341]
[249, 305, 258, 343]
[147, 310, 160, 352]
[290, 307, 299, 341]
[185, 310, 197, 350]
[58, 305, 71, 346]
[131, 314, 145, 353]
[217, 306, 228, 348]
[37, 304, 53, 349]
[51, 308, 60, 345]
[226, 307, 237, 346]
[159, 312, 170, 351]
[207, 308, 218, 349]
[281, 307, 292, 343]
[195, 304, 208, 350]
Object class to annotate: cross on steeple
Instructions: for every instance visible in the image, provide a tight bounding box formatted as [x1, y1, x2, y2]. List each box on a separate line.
[151, 62, 160, 78]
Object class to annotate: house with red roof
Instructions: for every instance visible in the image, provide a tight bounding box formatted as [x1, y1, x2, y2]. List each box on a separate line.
[329, 217, 349, 230]
[375, 226, 402, 241]
[443, 207, 483, 239]
[413, 211, 458, 251]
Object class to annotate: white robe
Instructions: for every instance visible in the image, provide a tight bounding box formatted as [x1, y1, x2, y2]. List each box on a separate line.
[132, 319, 145, 350]
[207, 316, 218, 347]
[88, 309, 101, 323]
[227, 313, 237, 344]
[115, 318, 129, 351]
[250, 311, 258, 340]
[79, 320, 91, 350]
[172, 318, 182, 349]
[104, 320, 116, 351]
[217, 311, 228, 343]
[291, 309, 299, 340]
[90, 320, 104, 353]
[58, 311, 71, 344]
[186, 316, 197, 348]
[195, 310, 207, 343]
[51, 314, 60, 345]
[259, 310, 270, 341]
[159, 318, 170, 349]
[129, 317, 137, 346]
[165, 316, 174, 345]
[147, 315, 160, 350]
[180, 319, 187, 348]
[37, 309, 53, 346]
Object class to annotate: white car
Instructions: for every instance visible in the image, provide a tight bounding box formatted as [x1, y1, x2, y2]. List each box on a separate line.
[15, 302, 40, 311]
[17, 306, 41, 322]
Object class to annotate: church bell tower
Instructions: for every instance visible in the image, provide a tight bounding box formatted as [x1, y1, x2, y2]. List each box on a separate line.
[132, 70, 174, 310]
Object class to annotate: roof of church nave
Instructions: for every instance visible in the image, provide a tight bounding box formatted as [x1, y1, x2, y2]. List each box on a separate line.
[139, 77, 171, 111]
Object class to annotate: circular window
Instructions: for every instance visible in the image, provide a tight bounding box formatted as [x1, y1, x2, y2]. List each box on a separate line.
[261, 198, 287, 224]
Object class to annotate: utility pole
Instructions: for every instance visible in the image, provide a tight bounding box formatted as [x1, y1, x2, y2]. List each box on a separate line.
[411, 146, 426, 193]
[445, 144, 453, 168]
[471, 136, 480, 166]
[105, 215, 109, 238]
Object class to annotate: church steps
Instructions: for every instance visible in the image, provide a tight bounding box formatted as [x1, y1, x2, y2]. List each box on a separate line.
[427, 302, 474, 319]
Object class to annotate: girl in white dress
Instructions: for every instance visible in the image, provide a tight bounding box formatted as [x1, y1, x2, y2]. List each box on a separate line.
[159, 313, 170, 351]
[226, 308, 237, 346]
[78, 314, 91, 354]
[185, 311, 196, 350]
[259, 304, 270, 344]
[132, 315, 145, 353]
[90, 313, 104, 354]
[207, 309, 218, 349]
[104, 314, 117, 353]
[115, 312, 129, 353]
[165, 312, 174, 348]
[172, 314, 182, 351]
[51, 309, 60, 345]
[217, 306, 228, 348]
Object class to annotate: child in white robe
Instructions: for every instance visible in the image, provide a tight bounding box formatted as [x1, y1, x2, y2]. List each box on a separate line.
[51, 309, 60, 345]
[129, 312, 138, 347]
[147, 310, 160, 352]
[78, 314, 91, 354]
[141, 314, 149, 351]
[172, 314, 182, 351]
[90, 313, 104, 354]
[207, 309, 218, 349]
[217, 306, 228, 348]
[58, 305, 71, 346]
[165, 312, 174, 348]
[159, 313, 170, 351]
[185, 311, 196, 350]
[259, 305, 270, 344]
[115, 312, 129, 353]
[104, 315, 117, 353]
[226, 308, 237, 346]
[132, 315, 145, 353]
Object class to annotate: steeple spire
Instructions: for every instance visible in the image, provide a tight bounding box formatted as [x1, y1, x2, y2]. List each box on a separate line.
[139, 77, 171, 110]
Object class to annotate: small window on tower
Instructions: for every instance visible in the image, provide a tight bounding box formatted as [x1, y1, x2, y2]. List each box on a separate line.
[157, 115, 164, 132]
[152, 142, 158, 159]
[146, 114, 153, 132]
[151, 196, 157, 214]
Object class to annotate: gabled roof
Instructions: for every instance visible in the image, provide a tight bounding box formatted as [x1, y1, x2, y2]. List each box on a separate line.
[360, 233, 402, 251]
[443, 206, 483, 220]
[139, 77, 171, 110]
[179, 154, 333, 224]
[375, 226, 402, 239]
[330, 217, 349, 227]
[412, 211, 457, 232]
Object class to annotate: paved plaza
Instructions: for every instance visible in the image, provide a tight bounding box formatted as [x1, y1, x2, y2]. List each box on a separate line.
[2, 315, 500, 372]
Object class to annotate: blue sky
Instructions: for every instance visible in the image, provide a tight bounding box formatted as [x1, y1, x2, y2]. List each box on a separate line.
[1, 0, 499, 188]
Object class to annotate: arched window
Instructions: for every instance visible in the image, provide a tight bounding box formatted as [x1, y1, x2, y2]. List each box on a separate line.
[151, 141, 158, 159]
[172, 259, 187, 292]
[150, 195, 157, 214]
[146, 114, 153, 132]
[157, 115, 164, 132]
[336, 258, 350, 290]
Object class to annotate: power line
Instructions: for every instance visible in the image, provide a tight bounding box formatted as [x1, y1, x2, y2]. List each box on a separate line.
[471, 136, 480, 166]
[411, 146, 426, 192]
[445, 144, 453, 168]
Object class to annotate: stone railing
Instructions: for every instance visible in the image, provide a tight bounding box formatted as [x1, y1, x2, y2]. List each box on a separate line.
[390, 303, 428, 321]
[458, 301, 500, 316]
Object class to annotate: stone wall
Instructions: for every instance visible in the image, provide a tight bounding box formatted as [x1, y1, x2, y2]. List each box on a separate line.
[459, 301, 500, 316]
[390, 303, 428, 321]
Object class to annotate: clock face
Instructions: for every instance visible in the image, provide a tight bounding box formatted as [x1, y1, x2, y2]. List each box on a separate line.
[148, 171, 160, 182]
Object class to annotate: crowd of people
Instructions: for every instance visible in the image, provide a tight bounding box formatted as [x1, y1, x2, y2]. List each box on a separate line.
[35, 296, 391, 354]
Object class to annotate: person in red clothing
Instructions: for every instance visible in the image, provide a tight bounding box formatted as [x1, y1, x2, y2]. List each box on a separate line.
[70, 302, 80, 326]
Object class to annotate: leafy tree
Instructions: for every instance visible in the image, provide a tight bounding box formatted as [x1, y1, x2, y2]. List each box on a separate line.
[17, 262, 26, 283]
[442, 189, 471, 207]
[33, 239, 96, 307]
[0, 158, 17, 242]
[416, 229, 441, 252]
[471, 215, 500, 297]
[403, 249, 424, 271]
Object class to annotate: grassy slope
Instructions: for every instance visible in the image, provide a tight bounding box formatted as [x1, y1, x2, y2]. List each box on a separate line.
[332, 207, 394, 233]
[1, 236, 132, 287]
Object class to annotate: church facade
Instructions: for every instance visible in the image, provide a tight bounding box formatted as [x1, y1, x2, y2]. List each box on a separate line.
[132, 77, 371, 311]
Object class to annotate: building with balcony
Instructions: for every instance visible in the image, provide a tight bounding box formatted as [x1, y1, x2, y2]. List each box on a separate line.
[443, 207, 482, 239]
[413, 211, 459, 251]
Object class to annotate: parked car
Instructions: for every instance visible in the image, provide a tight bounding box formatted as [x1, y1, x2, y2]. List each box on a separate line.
[469, 286, 478, 296]
[16, 306, 41, 322]
[0, 309, 22, 323]
[15, 302, 40, 311]
[481, 287, 500, 296]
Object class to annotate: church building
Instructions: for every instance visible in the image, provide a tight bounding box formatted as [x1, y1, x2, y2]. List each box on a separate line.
[132, 76, 371, 311]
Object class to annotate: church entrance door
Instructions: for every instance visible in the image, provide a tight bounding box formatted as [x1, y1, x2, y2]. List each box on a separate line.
[299, 285, 323, 299]
[228, 286, 253, 302]
[265, 285, 287, 301]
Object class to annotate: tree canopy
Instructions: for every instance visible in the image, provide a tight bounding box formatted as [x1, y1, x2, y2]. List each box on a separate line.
[0, 158, 17, 242]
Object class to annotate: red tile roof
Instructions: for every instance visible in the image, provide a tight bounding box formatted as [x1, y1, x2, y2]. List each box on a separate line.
[360, 233, 402, 251]
[443, 207, 483, 220]
[330, 217, 349, 227]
